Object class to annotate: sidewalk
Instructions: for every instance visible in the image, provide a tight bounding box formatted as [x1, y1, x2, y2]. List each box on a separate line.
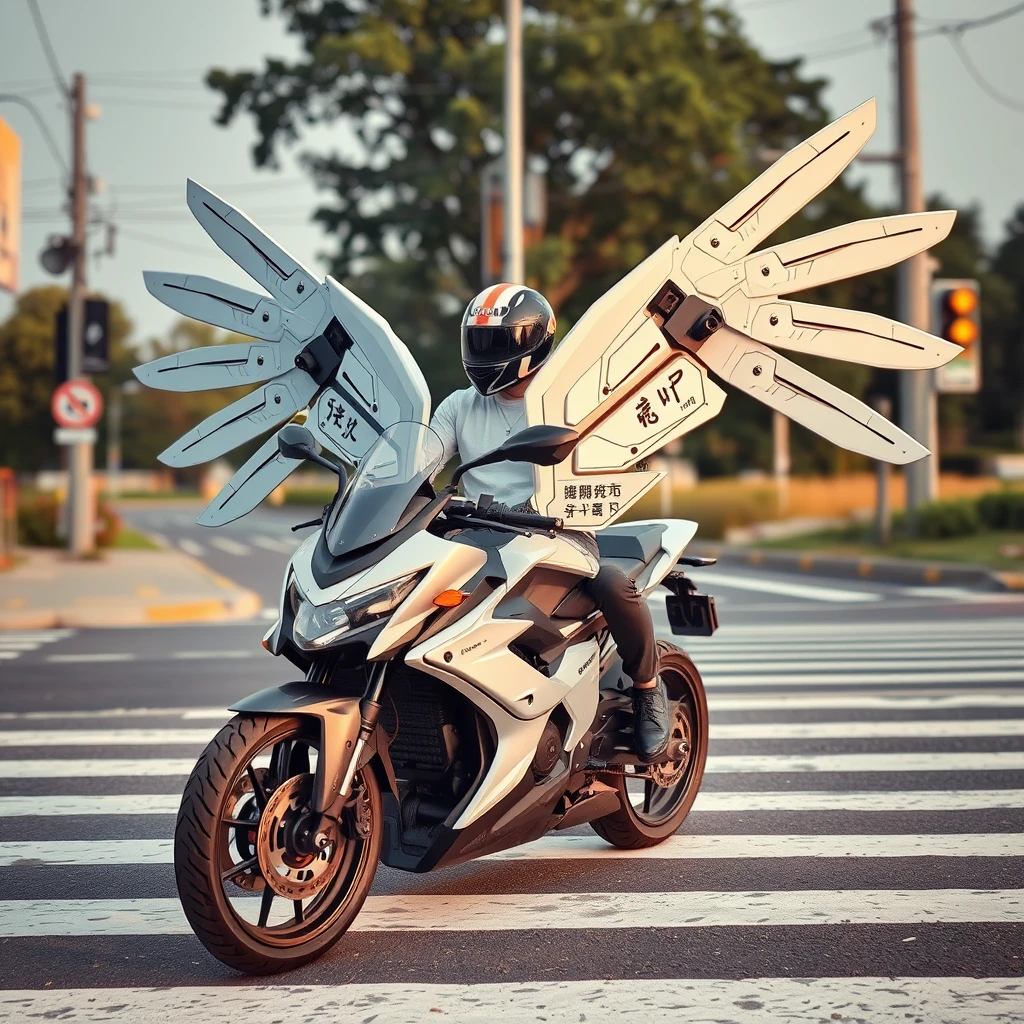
[0, 548, 262, 629]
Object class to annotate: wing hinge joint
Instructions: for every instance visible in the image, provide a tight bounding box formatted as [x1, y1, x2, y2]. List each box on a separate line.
[294, 317, 355, 386]
[647, 283, 724, 353]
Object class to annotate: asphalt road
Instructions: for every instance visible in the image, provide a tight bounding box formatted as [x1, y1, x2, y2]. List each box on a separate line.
[1, 510, 1023, 1021]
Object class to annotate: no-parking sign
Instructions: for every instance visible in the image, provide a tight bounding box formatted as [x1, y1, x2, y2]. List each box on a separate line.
[51, 379, 103, 430]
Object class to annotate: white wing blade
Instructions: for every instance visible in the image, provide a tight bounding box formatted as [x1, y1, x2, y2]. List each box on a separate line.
[701, 326, 928, 464]
[158, 367, 317, 468]
[186, 179, 323, 310]
[742, 300, 962, 369]
[133, 341, 295, 392]
[197, 433, 301, 527]
[680, 99, 876, 275]
[697, 211, 956, 300]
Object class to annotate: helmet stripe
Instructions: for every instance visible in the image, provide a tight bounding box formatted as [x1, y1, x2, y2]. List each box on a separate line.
[471, 283, 511, 325]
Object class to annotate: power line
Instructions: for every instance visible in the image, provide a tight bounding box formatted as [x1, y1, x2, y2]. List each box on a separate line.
[113, 228, 224, 257]
[25, 0, 69, 102]
[946, 32, 1024, 113]
[0, 93, 68, 178]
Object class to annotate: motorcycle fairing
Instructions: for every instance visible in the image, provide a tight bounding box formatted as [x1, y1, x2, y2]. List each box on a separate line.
[525, 97, 960, 528]
[133, 180, 430, 526]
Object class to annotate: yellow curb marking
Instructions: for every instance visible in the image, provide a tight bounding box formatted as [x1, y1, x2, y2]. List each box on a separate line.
[922, 566, 942, 584]
[146, 600, 227, 623]
[995, 571, 1024, 591]
[857, 559, 873, 578]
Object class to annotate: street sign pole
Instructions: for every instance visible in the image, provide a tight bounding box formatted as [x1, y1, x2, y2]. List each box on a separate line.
[503, 0, 524, 284]
[67, 72, 94, 556]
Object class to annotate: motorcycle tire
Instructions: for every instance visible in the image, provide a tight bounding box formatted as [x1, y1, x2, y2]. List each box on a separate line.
[174, 713, 382, 975]
[590, 641, 709, 849]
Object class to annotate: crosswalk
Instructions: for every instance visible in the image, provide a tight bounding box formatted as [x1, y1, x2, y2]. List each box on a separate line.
[0, 617, 1022, 1020]
[0, 629, 74, 663]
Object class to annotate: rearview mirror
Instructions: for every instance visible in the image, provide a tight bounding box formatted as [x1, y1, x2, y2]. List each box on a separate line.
[278, 423, 346, 481]
[278, 423, 320, 461]
[451, 425, 580, 489]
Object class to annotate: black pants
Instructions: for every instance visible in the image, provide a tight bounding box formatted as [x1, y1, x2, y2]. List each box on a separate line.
[580, 564, 659, 684]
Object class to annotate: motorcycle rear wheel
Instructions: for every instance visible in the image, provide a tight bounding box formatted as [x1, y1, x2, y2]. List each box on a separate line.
[590, 641, 708, 849]
[174, 713, 381, 975]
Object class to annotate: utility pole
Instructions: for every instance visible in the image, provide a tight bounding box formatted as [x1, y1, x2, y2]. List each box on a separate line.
[67, 72, 94, 555]
[894, 0, 936, 512]
[503, 0, 524, 284]
[773, 412, 790, 513]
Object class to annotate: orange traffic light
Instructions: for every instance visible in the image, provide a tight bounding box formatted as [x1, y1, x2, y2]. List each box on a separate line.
[938, 283, 981, 348]
[933, 277, 981, 394]
[947, 287, 978, 317]
[947, 316, 979, 346]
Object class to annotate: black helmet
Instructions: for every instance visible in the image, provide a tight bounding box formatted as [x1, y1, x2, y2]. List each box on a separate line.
[460, 284, 556, 396]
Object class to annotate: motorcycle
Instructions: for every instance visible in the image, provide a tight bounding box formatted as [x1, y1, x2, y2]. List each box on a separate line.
[173, 418, 718, 974]
[133, 98, 959, 974]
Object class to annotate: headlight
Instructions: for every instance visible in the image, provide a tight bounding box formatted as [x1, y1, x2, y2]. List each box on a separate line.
[292, 572, 422, 651]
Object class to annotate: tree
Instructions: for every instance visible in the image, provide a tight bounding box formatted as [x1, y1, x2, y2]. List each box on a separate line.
[989, 205, 1024, 446]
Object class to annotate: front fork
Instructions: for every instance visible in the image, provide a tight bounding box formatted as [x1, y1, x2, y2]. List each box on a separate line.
[332, 662, 389, 810]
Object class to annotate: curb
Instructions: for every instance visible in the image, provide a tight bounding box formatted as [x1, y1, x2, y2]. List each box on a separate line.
[693, 544, 1020, 592]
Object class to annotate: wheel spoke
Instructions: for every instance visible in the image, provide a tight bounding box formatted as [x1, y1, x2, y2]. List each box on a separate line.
[221, 854, 259, 883]
[247, 764, 268, 812]
[293, 899, 304, 924]
[270, 739, 293, 787]
[643, 778, 653, 815]
[258, 883, 275, 928]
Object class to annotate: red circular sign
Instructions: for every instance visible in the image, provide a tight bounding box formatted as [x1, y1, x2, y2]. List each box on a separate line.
[52, 380, 104, 429]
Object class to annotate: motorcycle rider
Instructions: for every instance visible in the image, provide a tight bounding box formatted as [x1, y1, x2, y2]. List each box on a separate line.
[429, 283, 671, 763]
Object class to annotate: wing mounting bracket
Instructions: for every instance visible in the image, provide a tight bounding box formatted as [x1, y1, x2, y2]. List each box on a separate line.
[648, 283, 724, 353]
[294, 317, 354, 386]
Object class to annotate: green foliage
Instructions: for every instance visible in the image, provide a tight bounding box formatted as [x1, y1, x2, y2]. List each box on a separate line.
[977, 490, 1024, 531]
[16, 491, 121, 548]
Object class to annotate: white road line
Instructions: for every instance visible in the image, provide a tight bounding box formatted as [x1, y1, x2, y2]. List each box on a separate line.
[0, 631, 74, 641]
[146, 532, 170, 548]
[260, 607, 279, 620]
[688, 619, 1024, 637]
[690, 570, 882, 603]
[691, 637, 1024, 653]
[0, 729, 214, 747]
[0, 652, 19, 660]
[2, 889, 1021, 937]
[5, 716, 1024, 748]
[177, 539, 205, 558]
[2, 789, 1021, 818]
[694, 642, 1024, 658]
[7, 978, 1022, 1024]
[6, 751, 1023, 778]
[1, 832, 1019, 868]
[0, 642, 42, 650]
[252, 535, 297, 554]
[0, 706, 228, 722]
[709, 692, 1024, 711]
[704, 669, 1024, 687]
[712, 719, 1024, 739]
[171, 650, 256, 661]
[210, 536, 250, 556]
[700, 658, 1024, 673]
[45, 653, 136, 664]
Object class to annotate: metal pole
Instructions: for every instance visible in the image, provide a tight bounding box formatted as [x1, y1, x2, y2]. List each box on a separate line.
[107, 386, 122, 499]
[67, 72, 94, 555]
[772, 411, 790, 514]
[872, 396, 892, 546]
[894, 0, 936, 512]
[503, 0, 524, 284]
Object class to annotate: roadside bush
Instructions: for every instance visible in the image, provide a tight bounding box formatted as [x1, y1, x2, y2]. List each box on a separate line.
[904, 498, 981, 539]
[17, 492, 121, 548]
[978, 490, 1024, 531]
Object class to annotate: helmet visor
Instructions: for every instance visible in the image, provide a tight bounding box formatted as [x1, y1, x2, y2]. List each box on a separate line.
[462, 322, 546, 364]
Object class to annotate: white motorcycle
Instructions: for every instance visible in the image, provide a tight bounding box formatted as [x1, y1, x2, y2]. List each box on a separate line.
[135, 99, 957, 974]
[173, 419, 716, 973]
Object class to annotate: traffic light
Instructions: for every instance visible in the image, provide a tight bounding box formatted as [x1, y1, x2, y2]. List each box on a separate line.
[933, 278, 981, 394]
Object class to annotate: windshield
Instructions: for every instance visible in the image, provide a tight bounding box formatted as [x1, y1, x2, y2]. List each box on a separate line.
[325, 421, 444, 557]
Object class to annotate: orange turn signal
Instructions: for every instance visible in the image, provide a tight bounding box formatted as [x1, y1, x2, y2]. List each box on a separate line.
[433, 590, 467, 608]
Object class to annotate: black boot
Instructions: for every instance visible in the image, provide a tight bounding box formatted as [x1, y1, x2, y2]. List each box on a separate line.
[631, 679, 671, 764]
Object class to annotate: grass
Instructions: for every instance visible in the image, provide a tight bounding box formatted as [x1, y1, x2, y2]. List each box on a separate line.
[111, 527, 162, 550]
[762, 526, 1024, 571]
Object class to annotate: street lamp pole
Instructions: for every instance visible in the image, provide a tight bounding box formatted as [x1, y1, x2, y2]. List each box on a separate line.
[503, 0, 524, 284]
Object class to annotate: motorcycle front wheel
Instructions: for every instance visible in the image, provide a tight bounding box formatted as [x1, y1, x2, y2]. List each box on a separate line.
[174, 713, 381, 975]
[591, 641, 709, 849]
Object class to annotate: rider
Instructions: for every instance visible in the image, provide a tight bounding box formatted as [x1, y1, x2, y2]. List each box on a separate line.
[429, 283, 671, 763]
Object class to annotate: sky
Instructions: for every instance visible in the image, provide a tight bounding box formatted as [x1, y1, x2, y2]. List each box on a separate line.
[0, 0, 1022, 348]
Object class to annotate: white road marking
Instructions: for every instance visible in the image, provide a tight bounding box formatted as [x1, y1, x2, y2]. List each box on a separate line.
[253, 535, 297, 554]
[7, 978, 1022, 1024]
[701, 658, 1024, 673]
[1, 832, 1018, 868]
[177, 538, 205, 558]
[0, 729, 214, 747]
[694, 640, 1024, 658]
[45, 653, 136, 664]
[709, 692, 1024, 711]
[2, 889, 1020, 936]
[712, 718, 1024, 739]
[146, 532, 170, 548]
[0, 642, 42, 650]
[171, 650, 256, 661]
[2, 788, 1021, 818]
[688, 618, 1024, 637]
[0, 706, 228, 721]
[0, 652, 19, 660]
[260, 607, 279, 620]
[901, 586, 977, 598]
[687, 571, 882, 602]
[7, 750, 1023, 778]
[704, 669, 1024, 687]
[210, 536, 250, 556]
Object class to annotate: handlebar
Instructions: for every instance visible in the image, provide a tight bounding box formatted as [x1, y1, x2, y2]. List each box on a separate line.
[446, 500, 563, 532]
